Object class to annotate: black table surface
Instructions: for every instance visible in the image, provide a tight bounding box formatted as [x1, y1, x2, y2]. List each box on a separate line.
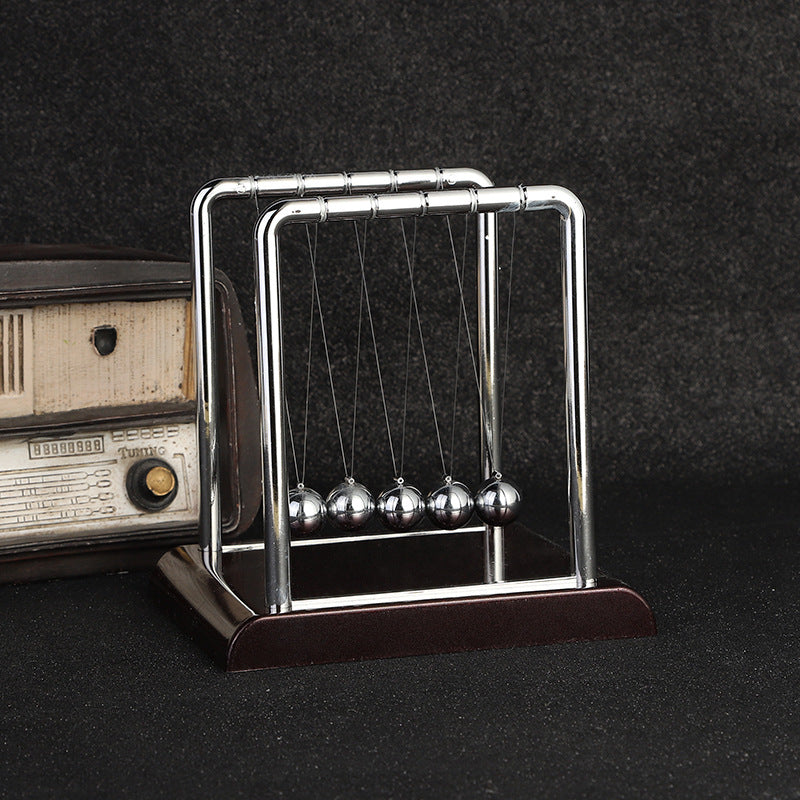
[2, 483, 797, 799]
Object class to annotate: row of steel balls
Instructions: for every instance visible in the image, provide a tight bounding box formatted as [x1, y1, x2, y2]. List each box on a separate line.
[288, 475, 522, 535]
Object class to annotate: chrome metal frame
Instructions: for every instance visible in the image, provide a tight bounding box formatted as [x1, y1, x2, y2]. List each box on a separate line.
[191, 168, 498, 584]
[252, 185, 596, 614]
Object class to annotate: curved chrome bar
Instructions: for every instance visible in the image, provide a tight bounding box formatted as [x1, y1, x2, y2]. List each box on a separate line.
[191, 179, 250, 581]
[256, 185, 596, 612]
[191, 168, 494, 580]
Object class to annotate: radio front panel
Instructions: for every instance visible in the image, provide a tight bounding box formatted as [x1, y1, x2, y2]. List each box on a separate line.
[0, 419, 198, 551]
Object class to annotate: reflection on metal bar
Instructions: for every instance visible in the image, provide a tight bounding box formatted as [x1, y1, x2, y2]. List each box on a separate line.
[477, 210, 504, 583]
[291, 575, 582, 613]
[226, 524, 487, 550]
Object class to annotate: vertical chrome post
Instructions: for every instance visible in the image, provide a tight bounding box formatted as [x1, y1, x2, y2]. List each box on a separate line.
[191, 190, 219, 577]
[477, 210, 505, 583]
[191, 178, 254, 579]
[254, 209, 293, 613]
[558, 197, 596, 588]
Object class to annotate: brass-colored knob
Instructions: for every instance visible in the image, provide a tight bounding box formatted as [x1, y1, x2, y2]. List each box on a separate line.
[126, 458, 179, 511]
[145, 465, 176, 497]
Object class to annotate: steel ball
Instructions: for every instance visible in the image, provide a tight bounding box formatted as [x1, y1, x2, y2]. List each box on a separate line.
[473, 477, 521, 526]
[376, 482, 425, 531]
[426, 480, 474, 530]
[287, 486, 326, 536]
[326, 480, 375, 530]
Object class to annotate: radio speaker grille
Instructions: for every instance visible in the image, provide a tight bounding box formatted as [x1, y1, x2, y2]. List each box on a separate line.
[0, 310, 33, 415]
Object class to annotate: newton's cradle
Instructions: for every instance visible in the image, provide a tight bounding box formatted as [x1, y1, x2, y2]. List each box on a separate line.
[153, 167, 655, 671]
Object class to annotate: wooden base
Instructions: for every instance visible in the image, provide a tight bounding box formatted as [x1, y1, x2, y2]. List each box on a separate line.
[152, 525, 655, 671]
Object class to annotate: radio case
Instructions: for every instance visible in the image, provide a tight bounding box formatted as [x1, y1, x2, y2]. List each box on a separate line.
[0, 245, 260, 582]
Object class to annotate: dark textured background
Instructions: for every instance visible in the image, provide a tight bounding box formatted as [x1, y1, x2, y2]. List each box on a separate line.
[1, 2, 799, 798]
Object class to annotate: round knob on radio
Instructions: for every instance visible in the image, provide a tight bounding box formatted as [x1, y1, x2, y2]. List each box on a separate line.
[126, 458, 179, 511]
[145, 465, 175, 497]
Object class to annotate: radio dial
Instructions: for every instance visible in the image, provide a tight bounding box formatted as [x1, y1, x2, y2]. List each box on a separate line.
[126, 458, 179, 511]
[145, 465, 176, 497]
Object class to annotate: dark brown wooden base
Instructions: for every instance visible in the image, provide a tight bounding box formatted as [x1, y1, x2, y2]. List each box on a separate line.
[152, 525, 655, 671]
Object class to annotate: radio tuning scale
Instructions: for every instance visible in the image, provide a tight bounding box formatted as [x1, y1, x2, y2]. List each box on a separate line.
[152, 167, 655, 671]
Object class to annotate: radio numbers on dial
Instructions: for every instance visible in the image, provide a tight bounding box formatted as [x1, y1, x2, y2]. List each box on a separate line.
[28, 437, 104, 459]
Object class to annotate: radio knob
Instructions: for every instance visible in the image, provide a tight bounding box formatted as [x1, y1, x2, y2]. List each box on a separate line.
[145, 465, 175, 497]
[126, 458, 179, 511]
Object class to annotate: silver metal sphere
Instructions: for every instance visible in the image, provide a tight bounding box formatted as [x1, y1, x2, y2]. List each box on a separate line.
[426, 480, 474, 530]
[474, 476, 521, 526]
[376, 482, 425, 531]
[288, 486, 326, 536]
[326, 480, 375, 531]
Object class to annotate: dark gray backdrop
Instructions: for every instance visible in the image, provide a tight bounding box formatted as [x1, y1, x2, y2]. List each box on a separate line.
[1, 2, 798, 798]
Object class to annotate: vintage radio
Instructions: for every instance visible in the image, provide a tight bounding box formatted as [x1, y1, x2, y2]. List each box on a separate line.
[0, 244, 260, 583]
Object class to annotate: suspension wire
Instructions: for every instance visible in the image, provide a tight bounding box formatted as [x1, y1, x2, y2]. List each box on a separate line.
[398, 222, 417, 479]
[284, 393, 301, 486]
[305, 224, 349, 478]
[446, 212, 504, 475]
[446, 215, 470, 477]
[300, 259, 316, 487]
[400, 219, 448, 477]
[353, 220, 398, 478]
[500, 212, 517, 448]
[447, 215, 481, 395]
[350, 229, 366, 478]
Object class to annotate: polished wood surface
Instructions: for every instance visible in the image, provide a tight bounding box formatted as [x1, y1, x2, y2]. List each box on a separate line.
[153, 525, 655, 671]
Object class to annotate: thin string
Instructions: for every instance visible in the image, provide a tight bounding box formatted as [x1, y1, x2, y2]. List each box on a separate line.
[500, 212, 517, 448]
[446, 213, 507, 475]
[353, 220, 398, 478]
[350, 230, 366, 478]
[284, 394, 301, 486]
[305, 224, 348, 477]
[398, 223, 417, 478]
[447, 216, 481, 395]
[400, 218, 447, 477]
[446, 215, 470, 477]
[300, 260, 315, 486]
